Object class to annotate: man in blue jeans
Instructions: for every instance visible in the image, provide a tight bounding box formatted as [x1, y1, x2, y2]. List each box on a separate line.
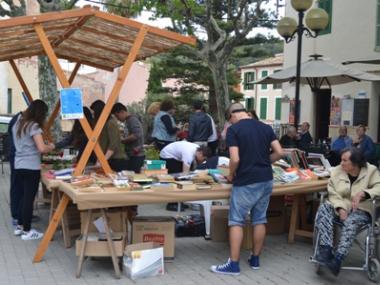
[211, 103, 283, 275]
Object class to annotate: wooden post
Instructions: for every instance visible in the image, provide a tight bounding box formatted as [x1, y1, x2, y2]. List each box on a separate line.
[33, 194, 70, 263]
[34, 23, 111, 174]
[9, 59, 33, 103]
[74, 25, 149, 176]
[288, 195, 299, 244]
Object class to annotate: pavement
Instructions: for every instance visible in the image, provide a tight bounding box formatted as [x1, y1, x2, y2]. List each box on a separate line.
[0, 162, 376, 284]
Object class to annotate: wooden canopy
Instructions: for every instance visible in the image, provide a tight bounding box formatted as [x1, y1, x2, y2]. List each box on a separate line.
[1, 6, 196, 177]
[0, 6, 195, 71]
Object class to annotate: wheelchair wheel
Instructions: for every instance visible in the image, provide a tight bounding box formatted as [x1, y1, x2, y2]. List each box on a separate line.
[368, 258, 380, 282]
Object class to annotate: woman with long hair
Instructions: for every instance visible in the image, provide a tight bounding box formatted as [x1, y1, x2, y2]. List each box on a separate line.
[13, 99, 55, 240]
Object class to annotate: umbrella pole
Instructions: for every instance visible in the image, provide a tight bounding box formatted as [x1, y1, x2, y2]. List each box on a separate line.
[294, 11, 305, 129]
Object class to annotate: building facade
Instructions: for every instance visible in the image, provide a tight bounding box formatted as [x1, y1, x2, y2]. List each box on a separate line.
[283, 0, 380, 141]
[239, 54, 284, 123]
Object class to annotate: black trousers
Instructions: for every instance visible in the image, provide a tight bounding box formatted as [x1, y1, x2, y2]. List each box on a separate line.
[108, 158, 129, 172]
[14, 169, 40, 231]
[154, 139, 173, 151]
[160, 157, 183, 174]
[126, 156, 145, 173]
[208, 140, 219, 156]
[9, 155, 19, 220]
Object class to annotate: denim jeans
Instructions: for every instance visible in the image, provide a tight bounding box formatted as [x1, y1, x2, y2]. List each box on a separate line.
[229, 180, 273, 226]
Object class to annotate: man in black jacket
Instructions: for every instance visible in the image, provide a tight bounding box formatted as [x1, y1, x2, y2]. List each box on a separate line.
[187, 100, 212, 145]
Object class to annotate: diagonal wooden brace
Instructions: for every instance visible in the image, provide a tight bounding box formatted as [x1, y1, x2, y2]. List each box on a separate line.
[34, 23, 111, 174]
[74, 25, 149, 176]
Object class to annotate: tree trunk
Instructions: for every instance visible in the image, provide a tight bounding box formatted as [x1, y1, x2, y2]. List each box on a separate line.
[38, 0, 63, 140]
[209, 60, 230, 128]
[38, 55, 60, 139]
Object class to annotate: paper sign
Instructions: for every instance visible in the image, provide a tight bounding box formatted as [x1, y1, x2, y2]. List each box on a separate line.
[60, 88, 84, 120]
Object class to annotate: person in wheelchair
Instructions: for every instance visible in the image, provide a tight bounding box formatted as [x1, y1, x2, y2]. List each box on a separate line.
[315, 147, 380, 276]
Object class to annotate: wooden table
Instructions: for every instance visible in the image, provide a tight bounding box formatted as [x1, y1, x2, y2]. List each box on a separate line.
[34, 178, 328, 278]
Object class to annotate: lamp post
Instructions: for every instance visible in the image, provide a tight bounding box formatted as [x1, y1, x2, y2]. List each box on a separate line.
[277, 0, 329, 128]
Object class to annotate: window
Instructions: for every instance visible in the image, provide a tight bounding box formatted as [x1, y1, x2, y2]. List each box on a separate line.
[245, 97, 254, 111]
[7, 88, 12, 114]
[243, 72, 255, 90]
[273, 69, 282, 90]
[275, 97, 282, 120]
[318, 0, 332, 35]
[261, 70, 268, 90]
[260, 97, 268, 120]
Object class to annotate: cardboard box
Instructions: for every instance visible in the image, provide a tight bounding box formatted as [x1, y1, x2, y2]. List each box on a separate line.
[123, 242, 164, 280]
[132, 216, 175, 260]
[75, 232, 126, 257]
[210, 196, 286, 245]
[210, 206, 251, 249]
[80, 208, 128, 233]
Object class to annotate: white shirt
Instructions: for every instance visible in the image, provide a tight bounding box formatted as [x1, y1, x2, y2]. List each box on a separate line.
[207, 114, 218, 142]
[160, 141, 199, 166]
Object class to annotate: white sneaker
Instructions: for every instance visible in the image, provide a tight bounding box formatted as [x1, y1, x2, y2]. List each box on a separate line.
[21, 229, 43, 240]
[14, 225, 24, 236]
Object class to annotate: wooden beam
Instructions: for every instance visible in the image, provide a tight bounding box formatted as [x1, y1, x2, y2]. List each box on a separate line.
[34, 23, 112, 174]
[0, 7, 95, 29]
[74, 25, 149, 176]
[56, 53, 114, 72]
[52, 15, 91, 47]
[33, 193, 70, 262]
[9, 59, 33, 103]
[94, 11, 196, 46]
[69, 62, 81, 84]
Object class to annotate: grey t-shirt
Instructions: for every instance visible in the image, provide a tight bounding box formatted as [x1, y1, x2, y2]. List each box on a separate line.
[125, 115, 145, 157]
[13, 117, 43, 170]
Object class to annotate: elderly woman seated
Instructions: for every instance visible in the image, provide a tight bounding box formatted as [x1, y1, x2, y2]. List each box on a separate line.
[315, 147, 380, 276]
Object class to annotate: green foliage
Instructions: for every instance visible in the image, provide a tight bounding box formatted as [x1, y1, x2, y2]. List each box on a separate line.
[145, 145, 160, 160]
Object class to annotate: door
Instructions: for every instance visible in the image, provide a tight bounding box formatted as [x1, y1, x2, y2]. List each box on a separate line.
[314, 89, 331, 142]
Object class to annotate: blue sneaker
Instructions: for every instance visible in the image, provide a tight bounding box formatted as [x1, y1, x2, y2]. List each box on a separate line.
[210, 258, 240, 276]
[248, 255, 260, 269]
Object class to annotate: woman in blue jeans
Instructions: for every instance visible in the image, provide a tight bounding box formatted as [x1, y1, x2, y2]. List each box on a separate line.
[13, 100, 55, 240]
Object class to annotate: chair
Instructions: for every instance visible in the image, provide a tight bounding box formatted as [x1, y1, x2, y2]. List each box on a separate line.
[310, 193, 380, 282]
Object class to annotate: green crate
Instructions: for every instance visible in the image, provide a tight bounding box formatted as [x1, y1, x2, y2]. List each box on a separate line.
[144, 160, 166, 170]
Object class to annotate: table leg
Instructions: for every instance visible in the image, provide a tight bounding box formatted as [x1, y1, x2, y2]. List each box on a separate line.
[288, 195, 299, 244]
[101, 209, 121, 279]
[76, 209, 92, 278]
[33, 194, 70, 263]
[48, 188, 58, 222]
[59, 192, 71, 248]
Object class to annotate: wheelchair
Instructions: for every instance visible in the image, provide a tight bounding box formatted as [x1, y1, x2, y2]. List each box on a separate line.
[310, 192, 380, 282]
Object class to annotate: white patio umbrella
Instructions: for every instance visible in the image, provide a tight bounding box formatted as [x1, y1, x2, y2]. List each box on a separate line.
[254, 54, 380, 90]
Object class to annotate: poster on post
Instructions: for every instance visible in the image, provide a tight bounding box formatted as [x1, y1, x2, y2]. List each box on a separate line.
[60, 88, 84, 120]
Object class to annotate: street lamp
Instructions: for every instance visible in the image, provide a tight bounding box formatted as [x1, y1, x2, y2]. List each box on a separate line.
[277, 0, 329, 128]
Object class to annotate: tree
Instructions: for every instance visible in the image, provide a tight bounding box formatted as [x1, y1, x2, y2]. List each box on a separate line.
[138, 0, 274, 125]
[0, 0, 26, 16]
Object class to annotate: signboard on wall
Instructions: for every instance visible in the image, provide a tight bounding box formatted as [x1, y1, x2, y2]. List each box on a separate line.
[353, 98, 369, 126]
[341, 98, 354, 126]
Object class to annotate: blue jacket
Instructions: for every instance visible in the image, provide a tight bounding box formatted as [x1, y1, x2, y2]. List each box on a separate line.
[152, 111, 177, 142]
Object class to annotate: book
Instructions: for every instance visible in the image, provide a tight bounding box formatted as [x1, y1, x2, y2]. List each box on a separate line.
[176, 181, 197, 190]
